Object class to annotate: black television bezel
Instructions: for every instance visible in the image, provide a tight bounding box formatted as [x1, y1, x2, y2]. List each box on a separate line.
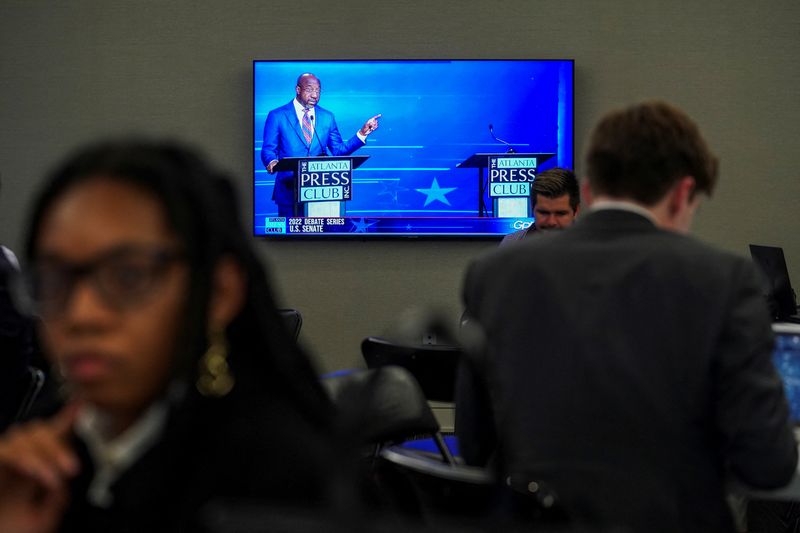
[251, 58, 576, 240]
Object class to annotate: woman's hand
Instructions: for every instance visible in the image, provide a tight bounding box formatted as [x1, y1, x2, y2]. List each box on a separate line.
[0, 404, 81, 533]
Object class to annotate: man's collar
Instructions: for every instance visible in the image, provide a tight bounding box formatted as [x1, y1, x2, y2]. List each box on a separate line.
[293, 98, 313, 115]
[589, 200, 657, 224]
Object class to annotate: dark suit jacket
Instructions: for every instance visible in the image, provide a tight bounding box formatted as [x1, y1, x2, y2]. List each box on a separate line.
[458, 208, 797, 532]
[0, 247, 33, 431]
[58, 371, 344, 531]
[260, 101, 365, 208]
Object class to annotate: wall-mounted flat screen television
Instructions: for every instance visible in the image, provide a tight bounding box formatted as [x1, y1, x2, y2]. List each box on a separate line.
[253, 59, 574, 237]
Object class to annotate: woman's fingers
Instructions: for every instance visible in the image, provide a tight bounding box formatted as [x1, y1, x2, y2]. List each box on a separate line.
[0, 404, 81, 491]
[51, 402, 81, 439]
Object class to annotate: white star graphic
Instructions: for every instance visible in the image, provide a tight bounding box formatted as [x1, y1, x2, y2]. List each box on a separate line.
[415, 177, 457, 207]
[350, 218, 377, 233]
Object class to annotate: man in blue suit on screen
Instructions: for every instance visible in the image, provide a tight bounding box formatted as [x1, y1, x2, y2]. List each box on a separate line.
[261, 73, 381, 217]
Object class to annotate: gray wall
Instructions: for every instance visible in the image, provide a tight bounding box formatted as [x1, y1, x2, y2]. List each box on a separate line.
[2, 1, 798, 372]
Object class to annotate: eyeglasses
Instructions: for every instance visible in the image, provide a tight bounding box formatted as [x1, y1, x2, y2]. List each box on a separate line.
[28, 245, 185, 317]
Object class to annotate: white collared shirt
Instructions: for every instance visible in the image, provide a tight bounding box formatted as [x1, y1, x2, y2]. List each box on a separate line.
[75, 401, 168, 508]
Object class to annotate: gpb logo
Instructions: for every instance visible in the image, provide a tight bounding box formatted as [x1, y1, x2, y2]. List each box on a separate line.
[512, 220, 533, 230]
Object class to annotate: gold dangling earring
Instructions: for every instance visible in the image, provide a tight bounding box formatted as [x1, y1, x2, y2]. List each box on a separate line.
[196, 328, 235, 397]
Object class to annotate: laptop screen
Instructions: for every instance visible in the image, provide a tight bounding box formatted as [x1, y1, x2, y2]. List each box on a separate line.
[772, 323, 800, 424]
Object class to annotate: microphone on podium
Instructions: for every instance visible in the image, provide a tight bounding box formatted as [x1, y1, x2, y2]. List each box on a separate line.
[310, 115, 328, 156]
[488, 123, 516, 154]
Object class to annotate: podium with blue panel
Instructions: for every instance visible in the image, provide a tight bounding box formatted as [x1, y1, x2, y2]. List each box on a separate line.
[275, 155, 369, 217]
[457, 153, 555, 218]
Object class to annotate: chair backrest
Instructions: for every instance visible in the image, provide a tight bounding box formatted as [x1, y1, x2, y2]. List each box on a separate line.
[321, 367, 456, 521]
[360, 337, 461, 403]
[321, 367, 456, 464]
[276, 308, 303, 341]
[321, 367, 441, 445]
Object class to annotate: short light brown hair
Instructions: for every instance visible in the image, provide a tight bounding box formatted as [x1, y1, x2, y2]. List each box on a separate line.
[585, 101, 718, 205]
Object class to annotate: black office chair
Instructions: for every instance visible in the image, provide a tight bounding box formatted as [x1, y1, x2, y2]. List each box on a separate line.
[321, 367, 458, 518]
[276, 308, 303, 341]
[320, 366, 496, 522]
[321, 366, 454, 464]
[360, 337, 461, 403]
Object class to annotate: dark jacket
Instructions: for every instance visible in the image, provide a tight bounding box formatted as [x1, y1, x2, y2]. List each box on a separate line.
[59, 372, 343, 532]
[0, 247, 33, 431]
[458, 209, 797, 532]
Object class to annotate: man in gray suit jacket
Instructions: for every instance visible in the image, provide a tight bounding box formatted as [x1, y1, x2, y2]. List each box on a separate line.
[457, 101, 797, 532]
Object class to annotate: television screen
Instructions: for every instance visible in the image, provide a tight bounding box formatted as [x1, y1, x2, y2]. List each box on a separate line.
[253, 59, 574, 237]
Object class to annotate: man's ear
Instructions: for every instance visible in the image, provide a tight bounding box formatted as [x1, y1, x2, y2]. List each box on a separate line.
[580, 178, 594, 207]
[667, 176, 696, 217]
[208, 256, 247, 332]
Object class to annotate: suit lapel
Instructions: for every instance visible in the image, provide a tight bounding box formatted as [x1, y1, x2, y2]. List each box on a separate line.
[282, 103, 310, 149]
[311, 108, 328, 152]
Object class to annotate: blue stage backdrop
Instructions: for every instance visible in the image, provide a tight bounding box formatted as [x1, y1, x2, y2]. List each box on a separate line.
[253, 60, 574, 237]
